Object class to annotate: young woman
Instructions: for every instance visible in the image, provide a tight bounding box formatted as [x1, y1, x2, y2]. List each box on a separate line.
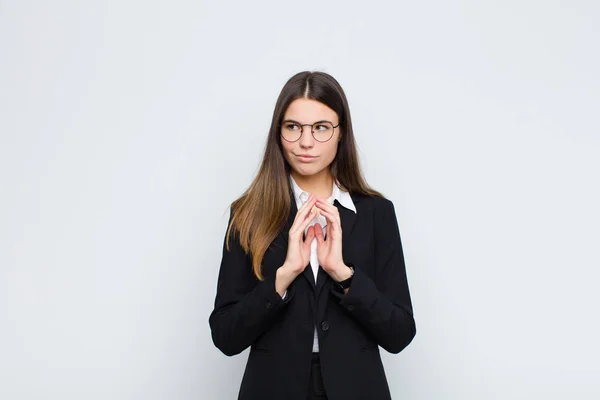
[209, 71, 416, 400]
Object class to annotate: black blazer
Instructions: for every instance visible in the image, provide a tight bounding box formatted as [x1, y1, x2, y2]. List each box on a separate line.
[209, 191, 416, 400]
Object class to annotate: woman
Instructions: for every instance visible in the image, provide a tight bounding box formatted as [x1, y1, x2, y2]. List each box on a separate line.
[209, 71, 416, 400]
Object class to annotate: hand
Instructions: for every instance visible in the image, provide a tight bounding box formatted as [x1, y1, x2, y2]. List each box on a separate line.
[275, 194, 318, 296]
[313, 199, 353, 283]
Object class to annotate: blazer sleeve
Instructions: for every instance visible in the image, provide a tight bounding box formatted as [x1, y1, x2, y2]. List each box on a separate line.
[331, 197, 416, 354]
[209, 209, 294, 356]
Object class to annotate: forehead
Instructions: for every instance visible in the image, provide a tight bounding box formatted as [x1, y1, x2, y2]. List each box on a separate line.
[283, 98, 338, 122]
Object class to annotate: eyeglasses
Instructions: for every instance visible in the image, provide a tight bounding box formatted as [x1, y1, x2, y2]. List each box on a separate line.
[280, 119, 340, 143]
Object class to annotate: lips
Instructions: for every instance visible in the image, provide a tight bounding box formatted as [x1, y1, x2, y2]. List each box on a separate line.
[295, 154, 317, 162]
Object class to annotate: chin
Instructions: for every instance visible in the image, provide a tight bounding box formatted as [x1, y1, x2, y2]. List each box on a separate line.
[292, 164, 323, 177]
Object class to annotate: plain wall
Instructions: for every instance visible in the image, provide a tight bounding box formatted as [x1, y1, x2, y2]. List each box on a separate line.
[1, 1, 599, 399]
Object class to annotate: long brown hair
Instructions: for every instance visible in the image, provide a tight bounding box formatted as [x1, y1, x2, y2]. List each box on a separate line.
[226, 71, 383, 280]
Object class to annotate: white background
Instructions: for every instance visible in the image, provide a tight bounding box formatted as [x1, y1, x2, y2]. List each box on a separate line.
[1, 1, 599, 399]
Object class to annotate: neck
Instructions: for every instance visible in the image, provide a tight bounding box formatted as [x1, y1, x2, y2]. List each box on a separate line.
[291, 169, 334, 199]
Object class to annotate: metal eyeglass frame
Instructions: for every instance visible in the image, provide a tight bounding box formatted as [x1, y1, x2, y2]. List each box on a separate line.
[280, 119, 340, 143]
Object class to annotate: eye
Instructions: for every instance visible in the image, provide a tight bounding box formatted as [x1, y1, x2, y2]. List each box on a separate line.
[285, 123, 299, 131]
[314, 124, 328, 131]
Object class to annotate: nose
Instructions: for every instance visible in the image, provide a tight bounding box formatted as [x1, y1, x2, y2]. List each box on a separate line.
[298, 125, 315, 149]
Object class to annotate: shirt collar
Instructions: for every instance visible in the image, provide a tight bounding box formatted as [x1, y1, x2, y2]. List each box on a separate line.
[289, 174, 357, 214]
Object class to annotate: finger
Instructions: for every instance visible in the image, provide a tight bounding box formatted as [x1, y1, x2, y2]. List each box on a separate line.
[318, 209, 341, 238]
[297, 207, 317, 235]
[303, 226, 316, 255]
[295, 196, 318, 223]
[291, 197, 317, 232]
[290, 212, 316, 242]
[316, 206, 341, 229]
[304, 225, 315, 246]
[314, 222, 325, 245]
[315, 199, 339, 220]
[315, 199, 339, 216]
[297, 194, 315, 212]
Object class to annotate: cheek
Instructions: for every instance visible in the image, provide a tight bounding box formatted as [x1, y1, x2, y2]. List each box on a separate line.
[281, 143, 294, 161]
[322, 143, 338, 163]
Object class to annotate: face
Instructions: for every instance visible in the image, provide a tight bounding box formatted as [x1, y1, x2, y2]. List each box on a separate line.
[280, 98, 341, 179]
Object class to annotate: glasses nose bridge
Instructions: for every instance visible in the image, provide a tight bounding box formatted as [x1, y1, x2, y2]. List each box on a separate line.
[299, 123, 315, 134]
[298, 123, 316, 143]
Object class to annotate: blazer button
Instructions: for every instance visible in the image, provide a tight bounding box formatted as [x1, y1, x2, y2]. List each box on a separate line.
[321, 321, 329, 331]
[266, 301, 272, 309]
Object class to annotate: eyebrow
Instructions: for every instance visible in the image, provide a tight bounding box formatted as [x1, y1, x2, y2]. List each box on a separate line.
[282, 119, 333, 124]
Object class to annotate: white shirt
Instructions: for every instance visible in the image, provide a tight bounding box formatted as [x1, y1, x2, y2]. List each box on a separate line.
[287, 174, 357, 352]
